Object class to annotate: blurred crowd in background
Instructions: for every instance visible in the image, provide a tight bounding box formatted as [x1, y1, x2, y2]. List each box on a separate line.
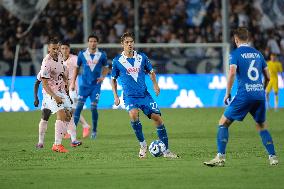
[0, 0, 284, 75]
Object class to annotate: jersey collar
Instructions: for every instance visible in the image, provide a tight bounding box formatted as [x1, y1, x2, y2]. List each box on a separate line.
[122, 50, 137, 59]
[86, 48, 98, 54]
[238, 43, 249, 47]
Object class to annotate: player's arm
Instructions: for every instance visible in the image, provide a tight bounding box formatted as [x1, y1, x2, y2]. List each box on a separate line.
[111, 78, 120, 106]
[71, 52, 82, 91]
[111, 59, 120, 106]
[224, 65, 236, 105]
[42, 78, 63, 104]
[97, 53, 110, 83]
[71, 67, 79, 91]
[144, 53, 160, 96]
[263, 67, 270, 89]
[149, 70, 160, 96]
[97, 66, 109, 83]
[33, 79, 41, 107]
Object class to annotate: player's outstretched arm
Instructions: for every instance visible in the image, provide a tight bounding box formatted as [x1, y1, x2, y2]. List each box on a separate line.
[111, 78, 120, 106]
[224, 65, 236, 105]
[149, 71, 160, 96]
[263, 67, 270, 89]
[70, 67, 79, 91]
[33, 80, 41, 107]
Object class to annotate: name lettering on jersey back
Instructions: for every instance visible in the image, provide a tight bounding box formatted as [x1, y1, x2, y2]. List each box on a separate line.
[241, 53, 260, 59]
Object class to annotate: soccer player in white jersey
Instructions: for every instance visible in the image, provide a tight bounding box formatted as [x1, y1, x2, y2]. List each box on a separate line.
[40, 38, 81, 153]
[60, 41, 91, 138]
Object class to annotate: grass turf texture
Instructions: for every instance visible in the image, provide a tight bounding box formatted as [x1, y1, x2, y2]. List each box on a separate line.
[0, 108, 283, 189]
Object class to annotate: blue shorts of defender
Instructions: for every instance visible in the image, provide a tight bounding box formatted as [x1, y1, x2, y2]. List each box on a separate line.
[224, 96, 266, 123]
[78, 84, 101, 103]
[124, 93, 161, 119]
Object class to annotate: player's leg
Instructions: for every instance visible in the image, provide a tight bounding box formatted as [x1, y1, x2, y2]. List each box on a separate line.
[273, 81, 279, 111]
[36, 108, 52, 149]
[203, 115, 233, 167]
[66, 109, 82, 147]
[89, 87, 101, 139]
[74, 85, 91, 126]
[52, 109, 69, 153]
[251, 100, 278, 165]
[265, 81, 272, 108]
[129, 108, 147, 158]
[140, 94, 177, 158]
[79, 115, 90, 138]
[150, 113, 178, 158]
[204, 97, 248, 167]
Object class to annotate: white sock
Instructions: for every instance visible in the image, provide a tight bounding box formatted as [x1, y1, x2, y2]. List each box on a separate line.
[140, 140, 147, 148]
[54, 120, 64, 145]
[38, 119, 48, 144]
[67, 117, 77, 142]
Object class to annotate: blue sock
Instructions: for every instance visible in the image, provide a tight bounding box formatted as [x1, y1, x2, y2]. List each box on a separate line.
[156, 124, 168, 149]
[131, 121, 145, 142]
[91, 104, 98, 133]
[217, 125, 229, 154]
[74, 100, 84, 126]
[259, 130, 275, 155]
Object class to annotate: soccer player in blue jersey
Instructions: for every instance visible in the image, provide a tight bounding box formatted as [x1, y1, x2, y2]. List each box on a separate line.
[111, 32, 178, 158]
[70, 34, 109, 139]
[204, 27, 278, 166]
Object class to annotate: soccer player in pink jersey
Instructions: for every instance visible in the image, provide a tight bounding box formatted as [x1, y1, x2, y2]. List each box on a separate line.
[60, 42, 91, 138]
[40, 38, 82, 153]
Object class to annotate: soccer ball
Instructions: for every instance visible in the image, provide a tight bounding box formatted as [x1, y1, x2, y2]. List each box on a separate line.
[149, 140, 166, 157]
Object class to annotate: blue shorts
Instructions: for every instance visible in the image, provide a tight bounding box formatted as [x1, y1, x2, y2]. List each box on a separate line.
[124, 93, 161, 119]
[224, 96, 266, 123]
[78, 85, 101, 103]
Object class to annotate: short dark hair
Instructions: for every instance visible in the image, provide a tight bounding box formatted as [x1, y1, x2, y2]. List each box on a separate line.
[88, 34, 99, 42]
[121, 32, 134, 43]
[48, 38, 59, 45]
[61, 40, 70, 47]
[233, 27, 249, 41]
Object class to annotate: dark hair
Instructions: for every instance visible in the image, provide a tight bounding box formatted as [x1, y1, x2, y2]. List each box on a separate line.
[233, 27, 249, 41]
[48, 38, 59, 45]
[121, 32, 134, 43]
[88, 34, 99, 42]
[61, 40, 70, 47]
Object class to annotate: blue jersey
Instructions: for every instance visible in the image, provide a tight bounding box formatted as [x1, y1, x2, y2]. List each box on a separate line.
[111, 51, 153, 98]
[229, 44, 267, 100]
[77, 48, 108, 87]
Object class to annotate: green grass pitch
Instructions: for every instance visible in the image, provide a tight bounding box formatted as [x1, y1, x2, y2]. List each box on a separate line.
[0, 108, 283, 189]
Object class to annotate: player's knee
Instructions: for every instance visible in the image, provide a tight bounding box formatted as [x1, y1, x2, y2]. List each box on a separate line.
[256, 122, 267, 131]
[41, 109, 51, 121]
[57, 109, 67, 121]
[129, 109, 139, 121]
[218, 115, 232, 127]
[151, 114, 163, 125]
[274, 92, 278, 96]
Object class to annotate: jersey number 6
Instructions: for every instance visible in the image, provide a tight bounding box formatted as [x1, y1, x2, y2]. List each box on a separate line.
[247, 60, 259, 81]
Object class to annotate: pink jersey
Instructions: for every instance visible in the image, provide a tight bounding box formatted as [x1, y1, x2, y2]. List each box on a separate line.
[63, 54, 79, 91]
[40, 54, 67, 94]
